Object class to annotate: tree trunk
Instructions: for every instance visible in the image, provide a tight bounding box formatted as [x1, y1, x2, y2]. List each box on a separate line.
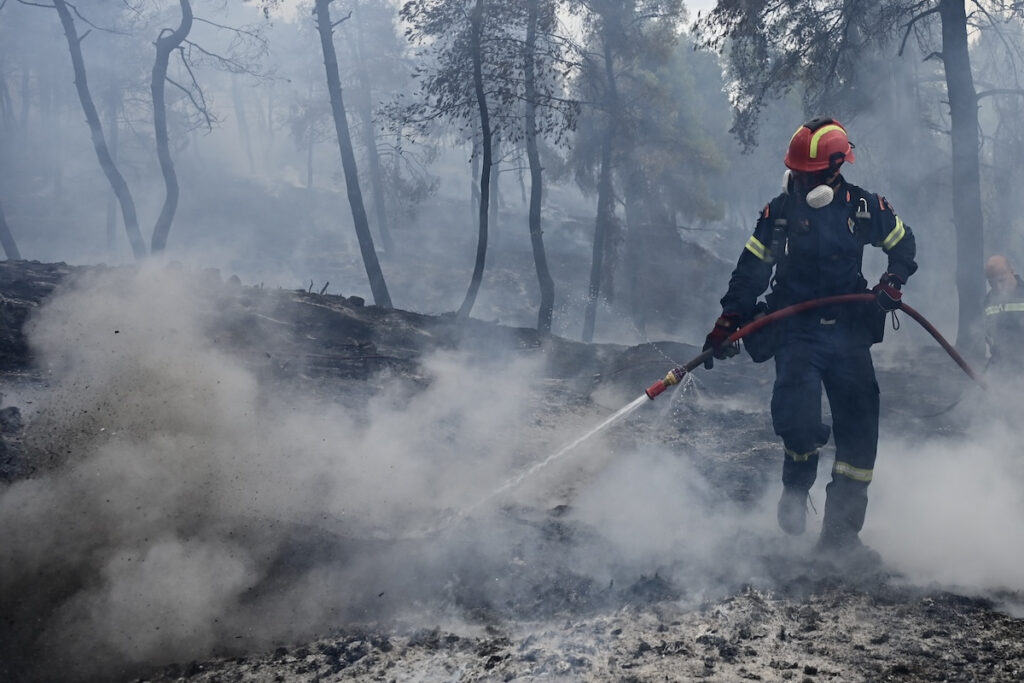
[989, 98, 1022, 255]
[489, 138, 500, 248]
[231, 73, 255, 174]
[267, 82, 275, 144]
[314, 0, 392, 308]
[524, 0, 554, 333]
[104, 87, 120, 253]
[470, 137, 481, 221]
[306, 79, 315, 192]
[49, 74, 62, 199]
[350, 1, 394, 255]
[0, 69, 13, 133]
[457, 0, 492, 320]
[583, 32, 618, 343]
[939, 0, 984, 350]
[0, 199, 22, 260]
[52, 0, 146, 259]
[19, 69, 30, 136]
[150, 0, 193, 254]
[19, 68, 30, 150]
[307, 134, 315, 191]
[263, 81, 275, 167]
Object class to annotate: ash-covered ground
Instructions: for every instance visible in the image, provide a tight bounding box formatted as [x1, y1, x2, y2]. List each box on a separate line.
[1, 261, 1022, 682]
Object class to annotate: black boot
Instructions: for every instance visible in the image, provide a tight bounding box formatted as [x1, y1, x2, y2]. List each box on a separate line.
[777, 486, 810, 536]
[816, 477, 881, 569]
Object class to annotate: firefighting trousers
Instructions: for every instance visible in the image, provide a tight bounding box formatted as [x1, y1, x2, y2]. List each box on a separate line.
[770, 321, 880, 536]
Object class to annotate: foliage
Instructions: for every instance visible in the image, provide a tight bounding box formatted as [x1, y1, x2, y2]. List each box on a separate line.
[567, 2, 728, 223]
[397, 0, 578, 148]
[695, 0, 912, 147]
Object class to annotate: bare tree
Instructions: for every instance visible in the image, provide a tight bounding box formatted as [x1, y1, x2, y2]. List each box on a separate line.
[150, 0, 193, 254]
[0, 199, 21, 260]
[26, 0, 147, 259]
[344, 0, 395, 254]
[457, 0, 494, 319]
[524, 0, 555, 332]
[401, 0, 576, 325]
[314, 0, 392, 308]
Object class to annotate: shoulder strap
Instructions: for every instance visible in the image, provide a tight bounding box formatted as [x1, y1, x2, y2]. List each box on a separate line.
[845, 183, 872, 221]
[764, 192, 790, 265]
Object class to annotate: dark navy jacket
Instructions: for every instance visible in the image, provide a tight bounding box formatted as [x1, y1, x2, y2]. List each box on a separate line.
[720, 177, 917, 323]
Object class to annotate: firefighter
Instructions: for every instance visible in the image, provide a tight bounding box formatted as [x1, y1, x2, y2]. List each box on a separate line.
[983, 255, 1024, 372]
[703, 117, 917, 561]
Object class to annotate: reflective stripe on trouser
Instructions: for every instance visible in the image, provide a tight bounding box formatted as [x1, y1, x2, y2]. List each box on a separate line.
[771, 323, 880, 536]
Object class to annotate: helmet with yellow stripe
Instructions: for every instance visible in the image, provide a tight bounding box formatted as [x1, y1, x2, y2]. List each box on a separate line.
[784, 117, 856, 173]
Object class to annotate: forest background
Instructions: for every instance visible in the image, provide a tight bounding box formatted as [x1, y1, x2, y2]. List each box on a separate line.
[1, 0, 1022, 350]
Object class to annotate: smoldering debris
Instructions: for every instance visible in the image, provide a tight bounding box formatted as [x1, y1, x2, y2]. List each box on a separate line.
[140, 587, 1024, 682]
[1, 264, 1023, 682]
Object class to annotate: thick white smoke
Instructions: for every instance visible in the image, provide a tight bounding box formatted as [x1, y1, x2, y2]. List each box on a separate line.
[0, 265, 566, 676]
[3, 265, 1021, 681]
[868, 424, 1024, 592]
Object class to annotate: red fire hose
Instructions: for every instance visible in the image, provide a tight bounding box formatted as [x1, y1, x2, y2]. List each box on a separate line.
[645, 293, 985, 399]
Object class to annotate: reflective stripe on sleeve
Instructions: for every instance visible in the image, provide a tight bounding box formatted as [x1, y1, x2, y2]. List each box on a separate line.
[745, 236, 767, 261]
[833, 461, 873, 483]
[882, 216, 906, 250]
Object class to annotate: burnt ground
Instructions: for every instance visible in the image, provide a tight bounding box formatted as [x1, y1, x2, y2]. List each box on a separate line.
[0, 260, 1022, 682]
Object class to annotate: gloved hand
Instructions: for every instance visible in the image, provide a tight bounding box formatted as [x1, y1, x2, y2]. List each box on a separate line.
[703, 313, 741, 369]
[872, 273, 904, 311]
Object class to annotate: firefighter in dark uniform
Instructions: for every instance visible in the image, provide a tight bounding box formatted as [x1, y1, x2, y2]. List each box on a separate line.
[703, 118, 917, 559]
[983, 255, 1024, 372]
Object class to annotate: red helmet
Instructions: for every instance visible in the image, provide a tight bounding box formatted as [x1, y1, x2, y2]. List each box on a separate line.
[784, 117, 855, 172]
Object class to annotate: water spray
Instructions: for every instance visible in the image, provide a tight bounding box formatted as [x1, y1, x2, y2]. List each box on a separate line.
[418, 295, 980, 538]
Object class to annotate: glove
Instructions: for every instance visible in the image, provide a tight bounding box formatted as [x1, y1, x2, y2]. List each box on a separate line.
[872, 273, 904, 312]
[703, 313, 741, 369]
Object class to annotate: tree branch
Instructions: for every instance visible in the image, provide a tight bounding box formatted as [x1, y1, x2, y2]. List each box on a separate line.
[193, 15, 263, 41]
[66, 0, 128, 34]
[898, 6, 940, 56]
[182, 38, 260, 76]
[165, 73, 213, 130]
[175, 48, 214, 129]
[970, 0, 1023, 87]
[331, 10, 352, 28]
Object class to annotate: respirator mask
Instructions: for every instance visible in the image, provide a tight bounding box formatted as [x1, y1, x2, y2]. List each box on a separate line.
[784, 168, 837, 209]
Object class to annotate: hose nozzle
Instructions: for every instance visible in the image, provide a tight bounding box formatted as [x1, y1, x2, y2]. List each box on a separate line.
[645, 367, 685, 400]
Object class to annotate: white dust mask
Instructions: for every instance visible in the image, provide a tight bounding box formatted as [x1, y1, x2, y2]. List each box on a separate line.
[805, 184, 834, 209]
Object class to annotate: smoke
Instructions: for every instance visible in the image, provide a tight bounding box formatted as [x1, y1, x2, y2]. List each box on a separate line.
[0, 263, 771, 680]
[4, 265, 1023, 680]
[868, 420, 1024, 593]
[0, 265, 564, 678]
[568, 446, 778, 583]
